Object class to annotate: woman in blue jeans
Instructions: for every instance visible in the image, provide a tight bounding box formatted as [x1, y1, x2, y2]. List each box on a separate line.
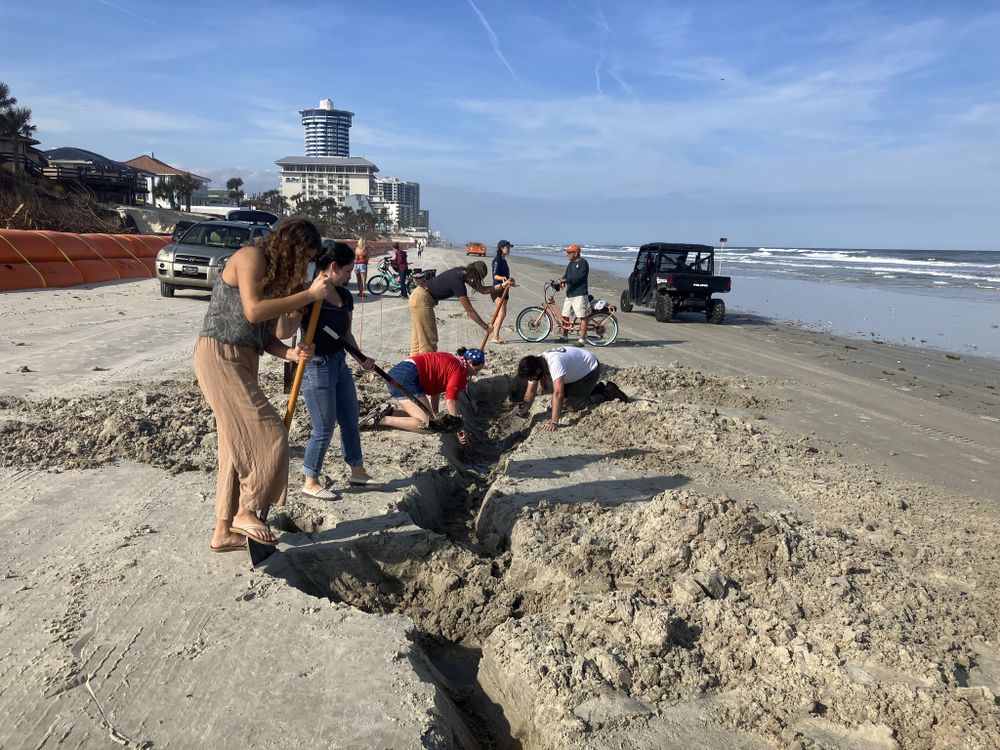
[298, 241, 382, 497]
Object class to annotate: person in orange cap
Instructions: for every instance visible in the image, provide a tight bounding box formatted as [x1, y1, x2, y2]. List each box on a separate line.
[556, 244, 590, 345]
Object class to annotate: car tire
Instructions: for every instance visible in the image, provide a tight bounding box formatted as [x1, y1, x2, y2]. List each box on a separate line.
[654, 293, 674, 322]
[620, 289, 633, 312]
[708, 299, 726, 324]
[160, 281, 176, 298]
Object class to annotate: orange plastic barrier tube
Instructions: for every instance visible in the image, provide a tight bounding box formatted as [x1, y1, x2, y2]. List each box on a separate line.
[0, 229, 167, 292]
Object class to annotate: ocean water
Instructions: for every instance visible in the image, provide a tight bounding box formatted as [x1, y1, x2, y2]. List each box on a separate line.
[511, 244, 1000, 358]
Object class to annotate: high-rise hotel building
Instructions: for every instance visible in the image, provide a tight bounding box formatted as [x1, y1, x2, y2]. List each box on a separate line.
[300, 99, 354, 157]
[276, 156, 378, 205]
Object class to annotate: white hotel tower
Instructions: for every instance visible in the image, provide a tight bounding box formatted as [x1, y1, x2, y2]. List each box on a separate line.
[299, 99, 354, 157]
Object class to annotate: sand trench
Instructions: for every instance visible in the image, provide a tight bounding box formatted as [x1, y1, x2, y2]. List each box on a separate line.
[3, 358, 999, 749]
[266, 361, 999, 749]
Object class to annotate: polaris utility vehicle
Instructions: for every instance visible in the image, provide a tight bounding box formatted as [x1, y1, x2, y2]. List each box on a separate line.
[619, 242, 732, 323]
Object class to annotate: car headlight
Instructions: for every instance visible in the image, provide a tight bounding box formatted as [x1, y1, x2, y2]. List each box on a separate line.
[217, 255, 231, 266]
[156, 248, 173, 261]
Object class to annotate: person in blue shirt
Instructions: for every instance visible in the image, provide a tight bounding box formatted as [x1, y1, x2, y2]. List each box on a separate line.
[490, 240, 516, 344]
[557, 244, 590, 346]
[294, 241, 383, 497]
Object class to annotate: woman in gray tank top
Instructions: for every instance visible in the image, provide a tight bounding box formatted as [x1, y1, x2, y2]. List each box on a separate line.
[193, 218, 332, 553]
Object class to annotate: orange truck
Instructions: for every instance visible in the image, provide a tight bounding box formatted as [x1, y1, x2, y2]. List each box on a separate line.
[466, 242, 487, 256]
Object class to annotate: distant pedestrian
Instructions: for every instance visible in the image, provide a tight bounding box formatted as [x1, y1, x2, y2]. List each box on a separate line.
[516, 347, 628, 431]
[407, 261, 508, 355]
[354, 238, 370, 298]
[417, 239, 424, 258]
[557, 244, 590, 345]
[394, 242, 410, 298]
[193, 218, 330, 552]
[361, 347, 486, 445]
[490, 240, 515, 344]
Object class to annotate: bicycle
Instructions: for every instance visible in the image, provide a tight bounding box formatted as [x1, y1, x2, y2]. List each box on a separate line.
[366, 257, 431, 297]
[515, 280, 619, 346]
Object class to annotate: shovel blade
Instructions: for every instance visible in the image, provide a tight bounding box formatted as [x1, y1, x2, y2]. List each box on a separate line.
[247, 538, 277, 568]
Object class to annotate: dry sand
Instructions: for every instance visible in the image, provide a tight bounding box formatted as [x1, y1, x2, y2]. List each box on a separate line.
[1, 245, 998, 748]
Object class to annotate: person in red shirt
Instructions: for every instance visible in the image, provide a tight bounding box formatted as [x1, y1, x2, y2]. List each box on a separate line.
[361, 347, 485, 444]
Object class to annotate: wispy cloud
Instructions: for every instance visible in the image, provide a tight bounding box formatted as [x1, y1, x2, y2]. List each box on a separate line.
[93, 0, 168, 30]
[467, 0, 525, 89]
[30, 93, 221, 137]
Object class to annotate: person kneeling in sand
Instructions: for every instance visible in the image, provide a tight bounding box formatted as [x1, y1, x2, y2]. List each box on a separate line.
[516, 347, 628, 431]
[361, 348, 486, 445]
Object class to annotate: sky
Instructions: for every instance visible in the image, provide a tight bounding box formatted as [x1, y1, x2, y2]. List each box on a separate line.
[2, 0, 999, 249]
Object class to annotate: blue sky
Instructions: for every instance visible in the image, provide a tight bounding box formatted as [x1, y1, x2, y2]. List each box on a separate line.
[2, 0, 999, 249]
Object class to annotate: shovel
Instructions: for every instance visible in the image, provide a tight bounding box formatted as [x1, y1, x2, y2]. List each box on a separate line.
[322, 326, 464, 433]
[247, 299, 324, 568]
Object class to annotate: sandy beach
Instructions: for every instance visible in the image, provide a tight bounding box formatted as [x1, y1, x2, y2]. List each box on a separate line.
[1, 244, 998, 749]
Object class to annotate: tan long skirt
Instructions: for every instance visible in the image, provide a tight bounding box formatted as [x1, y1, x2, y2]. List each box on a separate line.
[408, 286, 439, 355]
[193, 337, 288, 521]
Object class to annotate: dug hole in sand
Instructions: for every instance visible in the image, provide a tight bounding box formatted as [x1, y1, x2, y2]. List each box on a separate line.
[2, 347, 998, 748]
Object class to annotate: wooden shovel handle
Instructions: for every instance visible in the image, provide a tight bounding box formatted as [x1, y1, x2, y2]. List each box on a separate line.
[479, 284, 510, 350]
[284, 299, 323, 429]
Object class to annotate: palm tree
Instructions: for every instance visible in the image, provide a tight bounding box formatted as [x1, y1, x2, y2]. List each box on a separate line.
[1, 83, 38, 174]
[0, 107, 36, 139]
[226, 176, 244, 206]
[173, 173, 206, 212]
[152, 177, 180, 210]
[0, 82, 16, 110]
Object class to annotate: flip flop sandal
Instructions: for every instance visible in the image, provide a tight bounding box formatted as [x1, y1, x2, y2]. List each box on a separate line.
[210, 541, 247, 553]
[301, 486, 340, 500]
[229, 524, 278, 546]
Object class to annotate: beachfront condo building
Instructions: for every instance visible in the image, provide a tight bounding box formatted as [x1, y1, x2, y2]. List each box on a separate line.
[300, 99, 354, 157]
[374, 177, 422, 228]
[276, 156, 378, 206]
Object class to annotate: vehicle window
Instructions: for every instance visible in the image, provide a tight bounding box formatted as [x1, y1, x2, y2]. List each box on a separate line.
[658, 252, 686, 272]
[689, 252, 710, 272]
[182, 225, 250, 249]
[635, 250, 648, 272]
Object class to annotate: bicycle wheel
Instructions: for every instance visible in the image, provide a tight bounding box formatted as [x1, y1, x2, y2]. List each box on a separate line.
[585, 313, 618, 346]
[367, 275, 390, 296]
[515, 306, 552, 342]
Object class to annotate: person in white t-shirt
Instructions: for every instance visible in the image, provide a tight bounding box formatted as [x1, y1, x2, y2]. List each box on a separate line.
[516, 348, 628, 430]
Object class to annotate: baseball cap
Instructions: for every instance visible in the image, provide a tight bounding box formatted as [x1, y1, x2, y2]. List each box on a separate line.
[469, 260, 488, 279]
[462, 348, 486, 365]
[497, 239, 512, 251]
[564, 244, 581, 253]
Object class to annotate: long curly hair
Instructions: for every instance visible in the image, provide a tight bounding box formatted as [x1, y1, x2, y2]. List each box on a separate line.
[260, 218, 322, 298]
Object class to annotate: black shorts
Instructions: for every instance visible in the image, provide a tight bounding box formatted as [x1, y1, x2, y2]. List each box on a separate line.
[490, 286, 508, 302]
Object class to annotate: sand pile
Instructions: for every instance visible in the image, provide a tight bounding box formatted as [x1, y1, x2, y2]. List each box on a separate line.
[607, 361, 779, 410]
[0, 356, 397, 474]
[0, 381, 218, 472]
[479, 488, 999, 748]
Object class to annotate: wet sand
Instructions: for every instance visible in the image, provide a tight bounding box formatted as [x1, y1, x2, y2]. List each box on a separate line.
[1, 244, 998, 748]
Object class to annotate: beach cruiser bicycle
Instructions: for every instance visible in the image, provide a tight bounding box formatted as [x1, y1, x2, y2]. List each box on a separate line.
[515, 280, 619, 346]
[366, 257, 434, 297]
